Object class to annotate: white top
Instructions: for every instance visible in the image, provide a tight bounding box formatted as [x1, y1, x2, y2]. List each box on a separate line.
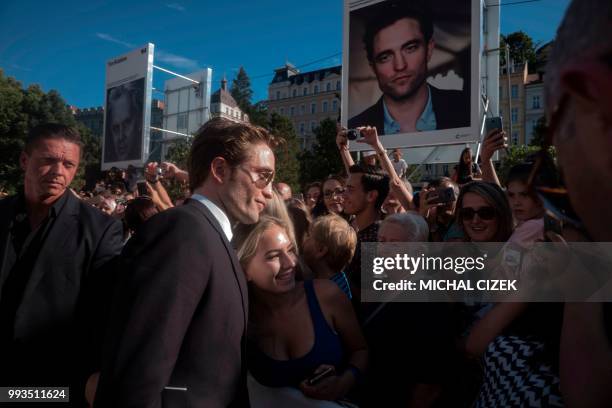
[190, 193, 233, 241]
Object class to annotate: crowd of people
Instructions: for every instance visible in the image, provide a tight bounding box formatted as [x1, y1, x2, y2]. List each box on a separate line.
[0, 1, 610, 407]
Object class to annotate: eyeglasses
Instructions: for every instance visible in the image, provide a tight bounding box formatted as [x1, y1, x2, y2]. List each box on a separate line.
[460, 206, 497, 221]
[237, 166, 274, 189]
[323, 188, 345, 198]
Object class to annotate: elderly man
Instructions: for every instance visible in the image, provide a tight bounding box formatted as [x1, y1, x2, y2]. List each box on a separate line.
[541, 1, 612, 406]
[0, 123, 123, 405]
[95, 118, 277, 407]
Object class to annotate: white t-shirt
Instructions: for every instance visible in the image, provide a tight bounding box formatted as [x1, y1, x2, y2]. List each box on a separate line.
[392, 158, 408, 178]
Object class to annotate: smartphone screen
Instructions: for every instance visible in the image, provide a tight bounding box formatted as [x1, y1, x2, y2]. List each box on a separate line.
[137, 182, 148, 196]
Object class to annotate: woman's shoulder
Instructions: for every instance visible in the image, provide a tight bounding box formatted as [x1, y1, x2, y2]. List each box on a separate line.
[311, 279, 350, 310]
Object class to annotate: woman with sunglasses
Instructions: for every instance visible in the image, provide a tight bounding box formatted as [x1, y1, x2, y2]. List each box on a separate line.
[312, 176, 347, 219]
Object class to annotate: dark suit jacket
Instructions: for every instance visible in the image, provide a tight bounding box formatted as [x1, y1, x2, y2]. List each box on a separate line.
[0, 191, 123, 401]
[348, 85, 470, 133]
[94, 199, 249, 408]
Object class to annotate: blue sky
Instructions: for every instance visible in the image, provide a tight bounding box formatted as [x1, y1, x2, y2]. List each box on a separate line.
[0, 0, 569, 108]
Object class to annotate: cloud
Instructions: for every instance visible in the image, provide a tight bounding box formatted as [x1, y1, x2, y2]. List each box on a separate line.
[156, 50, 200, 71]
[166, 3, 185, 11]
[96, 33, 200, 72]
[96, 32, 134, 48]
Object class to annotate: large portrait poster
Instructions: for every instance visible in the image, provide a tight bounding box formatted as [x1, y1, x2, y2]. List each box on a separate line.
[102, 43, 154, 170]
[343, 0, 480, 150]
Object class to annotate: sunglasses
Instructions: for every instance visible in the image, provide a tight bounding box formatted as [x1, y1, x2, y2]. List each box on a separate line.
[237, 166, 274, 189]
[323, 188, 345, 198]
[460, 206, 497, 221]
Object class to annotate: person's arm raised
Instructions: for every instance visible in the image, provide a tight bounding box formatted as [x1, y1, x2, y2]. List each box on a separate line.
[336, 125, 355, 175]
[357, 126, 414, 211]
[480, 129, 507, 187]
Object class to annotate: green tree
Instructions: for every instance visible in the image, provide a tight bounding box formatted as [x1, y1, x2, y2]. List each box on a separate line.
[0, 70, 100, 194]
[500, 31, 537, 71]
[497, 144, 541, 184]
[230, 66, 253, 112]
[266, 113, 300, 192]
[298, 118, 345, 187]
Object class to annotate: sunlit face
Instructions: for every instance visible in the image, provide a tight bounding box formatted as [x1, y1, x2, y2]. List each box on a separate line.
[109, 93, 138, 160]
[97, 198, 116, 215]
[462, 150, 472, 163]
[343, 173, 368, 215]
[322, 179, 344, 214]
[382, 190, 403, 215]
[371, 17, 434, 101]
[392, 150, 401, 161]
[305, 186, 321, 210]
[20, 138, 80, 205]
[507, 181, 543, 222]
[363, 155, 377, 167]
[245, 225, 297, 293]
[461, 192, 499, 242]
[221, 143, 275, 224]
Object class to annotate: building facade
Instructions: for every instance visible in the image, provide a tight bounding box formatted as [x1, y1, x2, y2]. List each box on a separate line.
[162, 69, 212, 136]
[74, 107, 105, 138]
[210, 78, 249, 123]
[499, 62, 539, 146]
[267, 63, 341, 150]
[524, 79, 545, 145]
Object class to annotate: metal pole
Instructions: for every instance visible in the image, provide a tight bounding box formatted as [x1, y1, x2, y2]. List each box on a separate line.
[506, 44, 513, 144]
[150, 126, 192, 137]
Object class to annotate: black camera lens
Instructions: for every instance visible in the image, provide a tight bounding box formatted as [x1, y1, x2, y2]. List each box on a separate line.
[347, 129, 360, 140]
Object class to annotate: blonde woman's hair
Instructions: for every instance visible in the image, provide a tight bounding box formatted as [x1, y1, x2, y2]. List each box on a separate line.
[233, 215, 297, 269]
[262, 190, 296, 244]
[310, 214, 357, 273]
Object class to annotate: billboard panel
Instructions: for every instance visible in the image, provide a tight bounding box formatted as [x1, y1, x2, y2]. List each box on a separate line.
[342, 0, 480, 150]
[102, 43, 154, 170]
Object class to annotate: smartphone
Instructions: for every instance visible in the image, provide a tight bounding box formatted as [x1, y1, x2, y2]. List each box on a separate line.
[292, 193, 304, 201]
[427, 187, 456, 205]
[137, 181, 148, 196]
[306, 366, 334, 386]
[485, 116, 503, 135]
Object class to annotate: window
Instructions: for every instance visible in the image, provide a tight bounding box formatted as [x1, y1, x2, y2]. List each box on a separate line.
[290, 106, 295, 116]
[280, 107, 285, 116]
[311, 121, 317, 131]
[442, 165, 449, 176]
[300, 122, 305, 135]
[425, 164, 432, 172]
[326, 83, 331, 92]
[322, 101, 328, 113]
[300, 105, 305, 115]
[511, 107, 518, 123]
[276, 91, 280, 100]
[511, 85, 518, 99]
[303, 87, 308, 96]
[292, 89, 297, 98]
[499, 86, 503, 99]
[311, 103, 316, 114]
[332, 100, 338, 112]
[532, 95, 541, 109]
[314, 85, 319, 94]
[512, 132, 519, 145]
[336, 81, 341, 91]
[177, 113, 188, 129]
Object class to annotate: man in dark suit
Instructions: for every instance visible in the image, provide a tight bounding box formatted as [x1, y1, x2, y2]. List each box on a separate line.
[348, 2, 470, 134]
[94, 118, 276, 407]
[0, 123, 123, 405]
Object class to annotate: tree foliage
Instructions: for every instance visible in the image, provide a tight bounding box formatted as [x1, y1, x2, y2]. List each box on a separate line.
[500, 31, 537, 71]
[230, 66, 253, 113]
[298, 118, 345, 188]
[266, 113, 300, 192]
[0, 70, 99, 194]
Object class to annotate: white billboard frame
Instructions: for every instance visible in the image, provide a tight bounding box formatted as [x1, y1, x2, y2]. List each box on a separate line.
[102, 43, 154, 170]
[342, 0, 481, 151]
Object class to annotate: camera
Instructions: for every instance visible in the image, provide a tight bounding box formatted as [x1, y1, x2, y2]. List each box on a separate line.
[346, 129, 361, 140]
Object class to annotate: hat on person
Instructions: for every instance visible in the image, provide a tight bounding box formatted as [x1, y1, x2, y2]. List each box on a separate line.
[362, 151, 376, 157]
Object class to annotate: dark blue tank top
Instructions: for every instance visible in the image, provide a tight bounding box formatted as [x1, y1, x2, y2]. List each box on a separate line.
[247, 280, 345, 387]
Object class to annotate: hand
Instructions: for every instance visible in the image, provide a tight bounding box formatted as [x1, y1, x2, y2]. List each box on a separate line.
[336, 125, 349, 151]
[145, 162, 160, 183]
[145, 182, 164, 209]
[161, 162, 179, 179]
[355, 126, 383, 153]
[299, 365, 349, 401]
[481, 129, 507, 162]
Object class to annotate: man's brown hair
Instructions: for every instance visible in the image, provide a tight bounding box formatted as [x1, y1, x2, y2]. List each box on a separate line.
[188, 118, 276, 191]
[25, 123, 83, 154]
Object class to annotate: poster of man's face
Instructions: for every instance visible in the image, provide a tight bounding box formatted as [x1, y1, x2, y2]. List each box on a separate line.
[344, 0, 479, 148]
[104, 78, 145, 163]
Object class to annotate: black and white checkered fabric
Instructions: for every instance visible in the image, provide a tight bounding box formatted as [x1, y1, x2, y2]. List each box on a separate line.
[475, 335, 564, 407]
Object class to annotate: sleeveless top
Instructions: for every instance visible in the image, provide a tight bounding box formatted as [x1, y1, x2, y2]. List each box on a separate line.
[247, 280, 345, 387]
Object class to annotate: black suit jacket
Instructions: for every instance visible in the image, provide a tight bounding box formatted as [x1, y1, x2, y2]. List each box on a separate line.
[348, 85, 470, 133]
[0, 192, 123, 401]
[94, 199, 249, 408]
